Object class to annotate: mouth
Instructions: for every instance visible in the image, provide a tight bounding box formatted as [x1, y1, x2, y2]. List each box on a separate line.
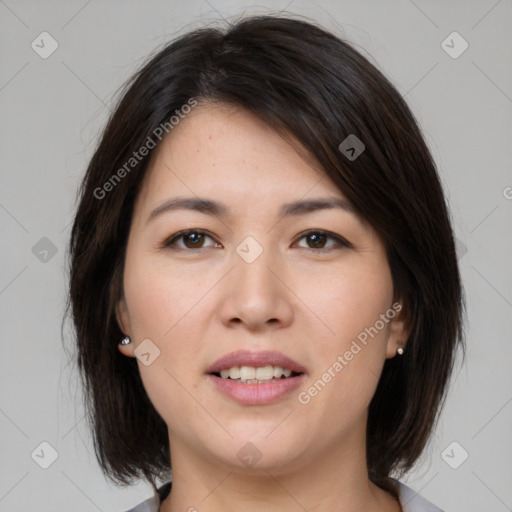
[205, 349, 307, 376]
[205, 350, 307, 405]
[210, 365, 304, 383]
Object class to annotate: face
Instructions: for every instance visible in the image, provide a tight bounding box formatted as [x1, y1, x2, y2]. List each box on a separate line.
[116, 102, 409, 476]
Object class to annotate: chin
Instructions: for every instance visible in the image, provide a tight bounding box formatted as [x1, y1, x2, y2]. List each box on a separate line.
[208, 432, 307, 472]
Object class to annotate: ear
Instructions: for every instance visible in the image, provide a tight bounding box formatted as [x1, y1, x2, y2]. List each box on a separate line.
[116, 296, 135, 357]
[385, 301, 411, 359]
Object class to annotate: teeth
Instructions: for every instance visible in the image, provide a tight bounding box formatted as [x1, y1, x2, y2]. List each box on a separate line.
[256, 365, 274, 380]
[230, 366, 240, 379]
[240, 366, 255, 380]
[217, 365, 297, 382]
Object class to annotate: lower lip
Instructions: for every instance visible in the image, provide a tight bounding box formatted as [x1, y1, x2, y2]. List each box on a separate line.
[207, 373, 307, 405]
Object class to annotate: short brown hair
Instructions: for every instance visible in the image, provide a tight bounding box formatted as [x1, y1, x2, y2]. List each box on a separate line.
[65, 14, 465, 498]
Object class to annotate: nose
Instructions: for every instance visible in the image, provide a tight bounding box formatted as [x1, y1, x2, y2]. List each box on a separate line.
[217, 244, 295, 332]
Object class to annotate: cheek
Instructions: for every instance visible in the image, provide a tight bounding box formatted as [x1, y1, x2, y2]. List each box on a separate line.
[296, 259, 394, 415]
[123, 252, 208, 339]
[122, 253, 213, 411]
[300, 256, 394, 345]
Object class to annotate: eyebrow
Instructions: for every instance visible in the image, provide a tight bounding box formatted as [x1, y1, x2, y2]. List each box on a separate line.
[146, 196, 357, 225]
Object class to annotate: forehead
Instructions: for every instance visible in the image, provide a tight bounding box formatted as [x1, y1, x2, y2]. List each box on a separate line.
[134, 102, 343, 213]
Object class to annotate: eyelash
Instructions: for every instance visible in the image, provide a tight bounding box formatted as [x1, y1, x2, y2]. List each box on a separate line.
[161, 229, 351, 253]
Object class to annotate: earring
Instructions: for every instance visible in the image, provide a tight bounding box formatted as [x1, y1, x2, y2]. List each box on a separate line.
[121, 336, 131, 345]
[397, 344, 404, 355]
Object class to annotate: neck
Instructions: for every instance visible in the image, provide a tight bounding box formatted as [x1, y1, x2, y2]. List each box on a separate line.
[159, 425, 401, 512]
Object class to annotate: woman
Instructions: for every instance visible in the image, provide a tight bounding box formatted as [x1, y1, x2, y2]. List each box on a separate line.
[67, 14, 464, 512]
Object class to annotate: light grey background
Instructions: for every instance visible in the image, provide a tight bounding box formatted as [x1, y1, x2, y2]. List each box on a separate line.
[1, 1, 511, 511]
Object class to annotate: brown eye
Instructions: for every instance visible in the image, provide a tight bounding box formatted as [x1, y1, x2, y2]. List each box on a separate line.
[305, 232, 327, 248]
[182, 232, 206, 248]
[163, 230, 219, 250]
[295, 230, 350, 251]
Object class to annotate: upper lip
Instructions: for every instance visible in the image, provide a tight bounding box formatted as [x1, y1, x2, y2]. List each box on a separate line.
[205, 350, 307, 374]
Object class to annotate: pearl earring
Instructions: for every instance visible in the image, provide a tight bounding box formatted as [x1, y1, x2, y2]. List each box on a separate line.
[121, 336, 131, 345]
[397, 346, 404, 355]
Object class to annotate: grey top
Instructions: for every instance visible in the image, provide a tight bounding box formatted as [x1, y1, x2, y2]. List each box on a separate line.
[124, 479, 444, 512]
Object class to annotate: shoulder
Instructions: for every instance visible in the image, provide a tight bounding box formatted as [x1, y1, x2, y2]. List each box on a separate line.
[124, 480, 444, 512]
[396, 480, 445, 512]
[122, 495, 159, 512]
[122, 481, 171, 512]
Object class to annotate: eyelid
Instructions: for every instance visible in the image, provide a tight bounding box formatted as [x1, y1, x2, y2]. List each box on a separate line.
[162, 228, 218, 250]
[293, 229, 352, 251]
[161, 228, 351, 252]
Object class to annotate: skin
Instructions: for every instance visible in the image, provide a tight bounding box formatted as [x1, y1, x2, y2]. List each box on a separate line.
[116, 102, 409, 512]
